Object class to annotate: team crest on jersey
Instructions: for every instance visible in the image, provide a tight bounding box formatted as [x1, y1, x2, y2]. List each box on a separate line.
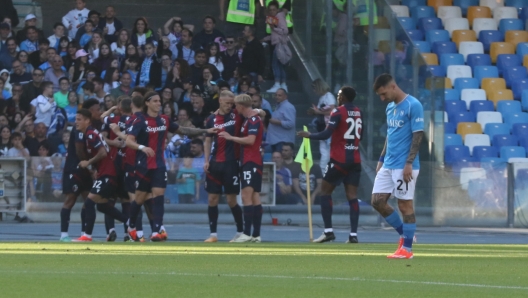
[78, 133, 83, 139]
[161, 117, 166, 124]
[69, 174, 73, 179]
[73, 185, 78, 192]
[105, 178, 109, 183]
[135, 181, 139, 189]
[230, 113, 235, 119]
[394, 109, 397, 115]
[400, 110, 404, 116]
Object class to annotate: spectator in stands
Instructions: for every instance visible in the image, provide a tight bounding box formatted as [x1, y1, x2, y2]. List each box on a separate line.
[190, 50, 220, 85]
[175, 28, 199, 65]
[110, 71, 132, 97]
[103, 94, 115, 111]
[194, 16, 225, 49]
[267, 88, 296, 152]
[9, 112, 23, 131]
[160, 52, 173, 90]
[93, 42, 113, 73]
[16, 15, 44, 45]
[136, 41, 163, 89]
[111, 29, 128, 57]
[4, 83, 22, 118]
[0, 77, 10, 104]
[30, 81, 56, 127]
[239, 26, 265, 85]
[62, 40, 79, 70]
[6, 132, 29, 158]
[163, 101, 177, 123]
[20, 68, 44, 113]
[165, 58, 187, 95]
[57, 37, 70, 57]
[207, 42, 224, 75]
[103, 67, 119, 92]
[48, 23, 69, 50]
[162, 17, 194, 52]
[68, 49, 88, 90]
[44, 55, 68, 92]
[290, 156, 323, 205]
[121, 54, 139, 87]
[131, 17, 156, 50]
[310, 78, 336, 168]
[10, 60, 32, 84]
[237, 75, 251, 94]
[79, 20, 95, 47]
[57, 130, 70, 155]
[248, 85, 272, 112]
[62, 0, 90, 39]
[64, 91, 78, 125]
[28, 38, 50, 69]
[177, 79, 193, 111]
[190, 88, 209, 128]
[80, 80, 94, 103]
[38, 47, 59, 71]
[75, 10, 102, 41]
[272, 151, 300, 204]
[20, 27, 42, 53]
[177, 157, 200, 204]
[0, 22, 10, 45]
[199, 65, 218, 99]
[0, 0, 18, 29]
[0, 37, 17, 71]
[84, 30, 103, 63]
[91, 77, 107, 103]
[220, 35, 240, 81]
[17, 51, 34, 74]
[0, 125, 10, 156]
[99, 5, 123, 44]
[54, 77, 70, 108]
[263, 1, 290, 93]
[24, 122, 53, 156]
[0, 114, 7, 127]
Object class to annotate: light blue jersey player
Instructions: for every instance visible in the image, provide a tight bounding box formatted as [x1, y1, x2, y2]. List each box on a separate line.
[372, 74, 424, 259]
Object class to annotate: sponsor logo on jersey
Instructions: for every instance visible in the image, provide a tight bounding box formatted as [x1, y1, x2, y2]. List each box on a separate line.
[387, 119, 405, 128]
[344, 144, 359, 150]
[415, 117, 424, 122]
[214, 120, 236, 129]
[146, 125, 167, 133]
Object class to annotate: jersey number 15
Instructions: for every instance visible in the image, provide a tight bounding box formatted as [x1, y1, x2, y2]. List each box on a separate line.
[344, 118, 362, 140]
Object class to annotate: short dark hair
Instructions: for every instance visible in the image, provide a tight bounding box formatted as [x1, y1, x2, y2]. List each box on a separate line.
[77, 108, 92, 119]
[92, 77, 104, 85]
[88, 10, 100, 17]
[373, 73, 394, 91]
[282, 142, 295, 151]
[245, 25, 256, 36]
[145, 41, 156, 48]
[39, 141, 50, 152]
[40, 81, 54, 92]
[82, 98, 100, 110]
[47, 47, 57, 54]
[194, 49, 206, 57]
[191, 138, 203, 147]
[84, 20, 95, 27]
[216, 80, 230, 90]
[120, 98, 132, 113]
[249, 85, 261, 94]
[53, 22, 65, 29]
[10, 132, 23, 141]
[59, 77, 69, 84]
[26, 26, 37, 32]
[203, 15, 216, 24]
[82, 81, 95, 92]
[339, 86, 356, 102]
[132, 95, 144, 110]
[39, 37, 50, 45]
[268, 0, 280, 9]
[132, 86, 147, 96]
[182, 28, 193, 38]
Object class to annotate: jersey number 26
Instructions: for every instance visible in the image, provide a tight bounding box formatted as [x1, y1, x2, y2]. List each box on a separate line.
[344, 118, 362, 140]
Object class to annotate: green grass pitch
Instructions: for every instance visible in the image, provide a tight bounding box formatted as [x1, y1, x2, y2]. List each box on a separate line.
[0, 242, 527, 297]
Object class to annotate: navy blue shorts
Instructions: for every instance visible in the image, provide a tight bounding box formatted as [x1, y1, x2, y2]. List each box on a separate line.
[125, 170, 136, 194]
[89, 175, 118, 199]
[135, 167, 167, 192]
[62, 169, 92, 195]
[205, 161, 240, 195]
[240, 162, 262, 193]
[115, 168, 129, 199]
[323, 159, 361, 187]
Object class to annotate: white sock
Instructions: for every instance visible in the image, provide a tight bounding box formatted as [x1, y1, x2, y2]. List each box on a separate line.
[350, 233, 357, 236]
[61, 232, 68, 238]
[324, 228, 333, 233]
[152, 232, 159, 237]
[211, 233, 218, 238]
[84, 233, 92, 238]
[160, 225, 165, 232]
[109, 228, 115, 234]
[137, 230, 144, 238]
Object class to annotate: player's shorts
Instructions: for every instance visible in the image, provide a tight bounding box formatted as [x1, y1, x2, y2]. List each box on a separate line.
[135, 167, 167, 193]
[89, 175, 118, 199]
[124, 170, 136, 194]
[205, 160, 240, 195]
[240, 162, 262, 193]
[115, 168, 129, 199]
[372, 167, 420, 200]
[62, 169, 92, 195]
[323, 159, 361, 186]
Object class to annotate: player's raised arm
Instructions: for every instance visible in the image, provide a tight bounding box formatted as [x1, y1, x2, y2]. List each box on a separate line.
[297, 110, 339, 140]
[176, 126, 218, 137]
[109, 123, 128, 140]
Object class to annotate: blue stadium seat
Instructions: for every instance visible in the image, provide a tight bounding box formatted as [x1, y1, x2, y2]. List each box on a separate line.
[440, 53, 465, 67]
[413, 41, 431, 53]
[516, 42, 528, 60]
[470, 100, 495, 114]
[522, 90, 528, 112]
[467, 54, 492, 69]
[504, 112, 528, 124]
[454, 0, 479, 16]
[496, 54, 522, 76]
[398, 17, 416, 30]
[445, 133, 464, 147]
[473, 146, 499, 159]
[445, 145, 471, 164]
[445, 122, 457, 133]
[403, 0, 427, 7]
[479, 30, 504, 52]
[492, 134, 519, 147]
[407, 30, 424, 41]
[418, 17, 443, 33]
[506, 0, 528, 14]
[454, 78, 479, 92]
[432, 41, 457, 56]
[473, 66, 499, 83]
[452, 158, 480, 175]
[450, 111, 476, 124]
[500, 146, 527, 159]
[512, 123, 528, 137]
[520, 136, 528, 150]
[498, 100, 522, 116]
[499, 19, 524, 36]
[426, 30, 450, 44]
[412, 6, 436, 24]
[511, 78, 528, 100]
[427, 65, 447, 77]
[445, 89, 460, 101]
[446, 100, 468, 114]
[484, 123, 511, 138]
[480, 157, 507, 169]
[503, 66, 528, 88]
[520, 6, 528, 23]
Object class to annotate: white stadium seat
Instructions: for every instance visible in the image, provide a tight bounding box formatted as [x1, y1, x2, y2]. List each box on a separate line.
[460, 167, 487, 190]
[493, 7, 518, 23]
[438, 6, 462, 25]
[465, 134, 491, 154]
[477, 111, 503, 130]
[459, 41, 484, 61]
[473, 18, 498, 36]
[389, 5, 410, 17]
[480, 0, 505, 13]
[461, 89, 487, 109]
[445, 17, 470, 37]
[447, 65, 473, 83]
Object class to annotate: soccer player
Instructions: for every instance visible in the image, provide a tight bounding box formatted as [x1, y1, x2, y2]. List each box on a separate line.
[125, 91, 218, 241]
[74, 109, 128, 242]
[219, 94, 264, 243]
[59, 99, 100, 242]
[297, 86, 363, 244]
[372, 74, 424, 259]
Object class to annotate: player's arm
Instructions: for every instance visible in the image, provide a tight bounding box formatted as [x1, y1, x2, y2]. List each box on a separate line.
[204, 136, 212, 172]
[100, 107, 117, 121]
[219, 133, 256, 145]
[176, 126, 217, 137]
[402, 101, 425, 181]
[125, 134, 155, 157]
[110, 123, 128, 140]
[298, 111, 339, 140]
[79, 146, 107, 168]
[406, 132, 424, 166]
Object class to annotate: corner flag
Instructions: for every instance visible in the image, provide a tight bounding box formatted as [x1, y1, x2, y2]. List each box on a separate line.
[294, 126, 313, 173]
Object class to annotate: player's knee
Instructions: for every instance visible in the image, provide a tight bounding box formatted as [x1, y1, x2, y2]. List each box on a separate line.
[226, 195, 238, 207]
[208, 195, 220, 206]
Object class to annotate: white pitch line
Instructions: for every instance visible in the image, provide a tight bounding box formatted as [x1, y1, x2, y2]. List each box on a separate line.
[0, 270, 526, 290]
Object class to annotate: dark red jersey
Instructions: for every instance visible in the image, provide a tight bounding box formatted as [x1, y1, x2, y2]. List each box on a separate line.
[327, 103, 362, 164]
[102, 114, 131, 170]
[123, 112, 142, 171]
[206, 110, 243, 162]
[84, 126, 116, 177]
[240, 115, 263, 166]
[128, 113, 178, 170]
